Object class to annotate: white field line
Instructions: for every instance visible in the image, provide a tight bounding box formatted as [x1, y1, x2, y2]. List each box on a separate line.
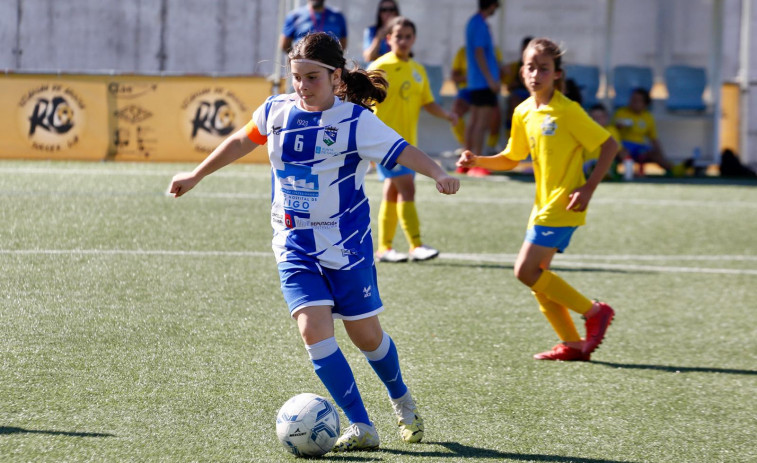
[2, 165, 756, 208]
[2, 249, 756, 275]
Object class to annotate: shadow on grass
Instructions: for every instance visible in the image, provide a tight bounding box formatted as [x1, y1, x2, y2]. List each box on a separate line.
[0, 426, 114, 438]
[591, 361, 757, 376]
[382, 441, 639, 462]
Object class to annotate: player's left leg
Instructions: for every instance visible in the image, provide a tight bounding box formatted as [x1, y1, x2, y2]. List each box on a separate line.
[344, 316, 424, 443]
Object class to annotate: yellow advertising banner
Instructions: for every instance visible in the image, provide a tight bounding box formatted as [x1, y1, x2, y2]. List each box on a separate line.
[0, 76, 109, 161]
[0, 74, 277, 163]
[106, 75, 273, 163]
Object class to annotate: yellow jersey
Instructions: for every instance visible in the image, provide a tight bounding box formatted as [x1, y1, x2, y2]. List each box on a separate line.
[612, 107, 657, 144]
[451, 46, 504, 90]
[584, 125, 620, 162]
[368, 52, 434, 146]
[504, 91, 610, 227]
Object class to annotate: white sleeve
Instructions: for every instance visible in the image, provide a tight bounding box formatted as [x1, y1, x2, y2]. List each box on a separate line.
[355, 110, 409, 169]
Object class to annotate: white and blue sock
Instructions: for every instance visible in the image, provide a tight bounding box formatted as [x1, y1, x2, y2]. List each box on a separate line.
[362, 331, 408, 400]
[307, 337, 371, 425]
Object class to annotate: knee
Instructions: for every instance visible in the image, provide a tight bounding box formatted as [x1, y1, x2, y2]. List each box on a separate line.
[514, 262, 539, 287]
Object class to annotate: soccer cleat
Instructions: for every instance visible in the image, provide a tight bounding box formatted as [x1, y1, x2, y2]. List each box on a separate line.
[390, 392, 424, 443]
[455, 166, 469, 174]
[533, 343, 590, 361]
[332, 422, 380, 452]
[375, 248, 409, 263]
[583, 302, 615, 355]
[408, 245, 439, 261]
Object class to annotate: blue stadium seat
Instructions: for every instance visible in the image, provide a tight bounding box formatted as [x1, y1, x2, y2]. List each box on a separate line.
[613, 65, 653, 107]
[423, 64, 444, 102]
[664, 65, 707, 111]
[564, 64, 600, 108]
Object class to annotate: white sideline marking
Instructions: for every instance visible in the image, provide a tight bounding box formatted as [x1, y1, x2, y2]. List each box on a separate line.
[440, 253, 757, 276]
[0, 249, 270, 258]
[1, 249, 756, 275]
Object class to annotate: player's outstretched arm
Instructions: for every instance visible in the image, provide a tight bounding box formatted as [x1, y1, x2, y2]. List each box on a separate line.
[169, 128, 258, 197]
[456, 149, 519, 171]
[395, 145, 460, 195]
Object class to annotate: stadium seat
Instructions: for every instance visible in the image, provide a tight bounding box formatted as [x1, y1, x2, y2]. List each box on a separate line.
[613, 65, 653, 107]
[423, 64, 444, 103]
[564, 64, 600, 108]
[664, 65, 707, 111]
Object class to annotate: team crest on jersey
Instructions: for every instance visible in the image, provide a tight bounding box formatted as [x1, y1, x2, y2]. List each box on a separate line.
[541, 115, 557, 135]
[412, 69, 423, 83]
[323, 126, 338, 146]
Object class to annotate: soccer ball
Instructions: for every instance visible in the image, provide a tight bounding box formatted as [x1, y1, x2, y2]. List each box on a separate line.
[276, 393, 340, 457]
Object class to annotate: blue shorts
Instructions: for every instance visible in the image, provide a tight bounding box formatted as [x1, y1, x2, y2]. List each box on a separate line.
[457, 88, 473, 104]
[622, 141, 651, 162]
[278, 260, 384, 320]
[525, 225, 578, 253]
[376, 163, 415, 181]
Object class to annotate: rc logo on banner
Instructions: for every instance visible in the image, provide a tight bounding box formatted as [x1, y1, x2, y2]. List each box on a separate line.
[181, 87, 248, 154]
[18, 84, 86, 153]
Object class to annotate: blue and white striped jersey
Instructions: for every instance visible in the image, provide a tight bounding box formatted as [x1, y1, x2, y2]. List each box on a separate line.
[249, 94, 408, 270]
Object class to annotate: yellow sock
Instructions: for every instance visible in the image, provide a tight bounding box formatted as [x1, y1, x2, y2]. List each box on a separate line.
[377, 200, 398, 253]
[452, 117, 466, 145]
[532, 291, 581, 342]
[530, 270, 593, 315]
[397, 201, 422, 249]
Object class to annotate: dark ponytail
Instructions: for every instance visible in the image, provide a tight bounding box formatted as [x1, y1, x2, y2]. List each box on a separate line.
[289, 32, 387, 109]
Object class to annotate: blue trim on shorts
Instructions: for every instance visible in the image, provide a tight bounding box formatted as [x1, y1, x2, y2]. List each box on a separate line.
[278, 260, 384, 320]
[376, 163, 415, 181]
[622, 141, 651, 161]
[525, 225, 578, 253]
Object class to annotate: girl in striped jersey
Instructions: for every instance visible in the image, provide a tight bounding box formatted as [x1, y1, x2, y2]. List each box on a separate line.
[169, 32, 459, 452]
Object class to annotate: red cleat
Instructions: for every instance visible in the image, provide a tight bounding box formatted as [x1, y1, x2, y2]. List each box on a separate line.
[455, 166, 469, 174]
[583, 302, 614, 355]
[534, 343, 590, 361]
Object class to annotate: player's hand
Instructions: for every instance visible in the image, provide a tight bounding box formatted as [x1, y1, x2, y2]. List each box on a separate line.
[456, 150, 477, 169]
[168, 172, 200, 198]
[566, 185, 595, 212]
[435, 174, 460, 195]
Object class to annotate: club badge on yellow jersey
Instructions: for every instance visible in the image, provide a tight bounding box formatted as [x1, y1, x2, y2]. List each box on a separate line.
[541, 115, 557, 135]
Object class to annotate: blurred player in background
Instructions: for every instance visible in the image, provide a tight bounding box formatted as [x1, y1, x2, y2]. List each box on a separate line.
[369, 16, 458, 263]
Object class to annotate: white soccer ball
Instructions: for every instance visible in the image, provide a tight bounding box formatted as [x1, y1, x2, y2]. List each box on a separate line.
[276, 393, 340, 457]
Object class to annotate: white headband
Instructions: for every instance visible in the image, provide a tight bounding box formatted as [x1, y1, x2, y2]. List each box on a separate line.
[290, 59, 337, 71]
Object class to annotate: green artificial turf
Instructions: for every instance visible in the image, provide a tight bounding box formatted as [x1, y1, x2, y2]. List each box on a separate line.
[0, 160, 755, 462]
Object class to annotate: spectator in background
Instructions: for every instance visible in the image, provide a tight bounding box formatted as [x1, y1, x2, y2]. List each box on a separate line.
[363, 0, 400, 63]
[461, 0, 502, 177]
[613, 88, 676, 176]
[450, 46, 503, 152]
[586, 103, 622, 180]
[502, 36, 533, 132]
[280, 0, 348, 53]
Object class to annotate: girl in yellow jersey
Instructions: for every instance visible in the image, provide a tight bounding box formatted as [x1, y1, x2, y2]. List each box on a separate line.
[457, 38, 618, 361]
[369, 17, 457, 263]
